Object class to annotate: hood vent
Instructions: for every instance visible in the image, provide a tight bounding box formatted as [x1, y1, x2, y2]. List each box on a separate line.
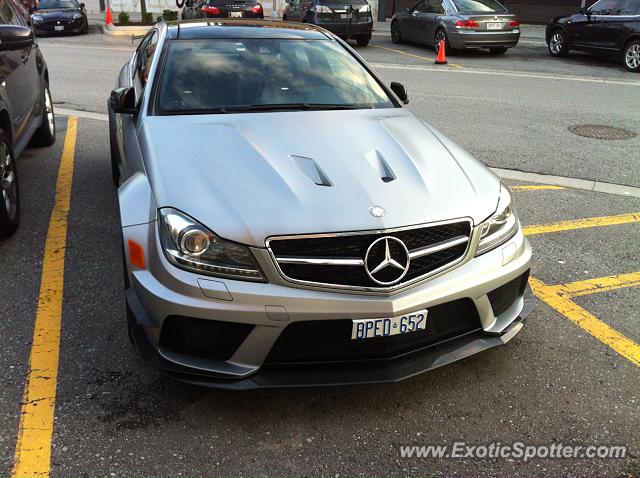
[366, 150, 396, 183]
[291, 155, 333, 187]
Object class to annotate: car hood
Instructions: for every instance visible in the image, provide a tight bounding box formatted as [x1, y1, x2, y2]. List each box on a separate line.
[139, 109, 500, 248]
[36, 8, 80, 16]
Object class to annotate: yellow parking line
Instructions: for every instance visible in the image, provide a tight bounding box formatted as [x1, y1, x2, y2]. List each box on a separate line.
[551, 272, 640, 298]
[530, 276, 640, 368]
[524, 212, 640, 236]
[12, 117, 78, 478]
[510, 185, 566, 191]
[369, 44, 464, 69]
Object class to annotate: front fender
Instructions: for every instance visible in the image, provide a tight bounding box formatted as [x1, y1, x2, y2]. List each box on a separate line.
[119, 172, 157, 228]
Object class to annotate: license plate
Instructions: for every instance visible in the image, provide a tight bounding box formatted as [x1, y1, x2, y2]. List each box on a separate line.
[229, 11, 242, 18]
[486, 22, 502, 30]
[340, 13, 353, 19]
[54, 25, 64, 31]
[352, 309, 428, 340]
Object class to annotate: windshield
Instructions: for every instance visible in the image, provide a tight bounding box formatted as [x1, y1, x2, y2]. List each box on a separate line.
[37, 0, 78, 8]
[156, 38, 396, 114]
[451, 0, 507, 13]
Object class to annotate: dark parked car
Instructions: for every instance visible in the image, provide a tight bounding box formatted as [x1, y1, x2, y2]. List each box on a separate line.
[283, 0, 373, 47]
[0, 1, 56, 238]
[546, 0, 640, 72]
[31, 0, 88, 35]
[391, 0, 520, 54]
[186, 0, 264, 19]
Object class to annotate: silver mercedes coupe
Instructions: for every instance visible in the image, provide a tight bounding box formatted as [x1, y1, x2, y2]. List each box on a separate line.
[108, 19, 533, 389]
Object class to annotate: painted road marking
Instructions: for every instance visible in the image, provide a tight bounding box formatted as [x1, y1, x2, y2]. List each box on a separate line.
[523, 212, 640, 236]
[550, 272, 640, 298]
[369, 62, 640, 86]
[369, 45, 464, 69]
[530, 276, 640, 368]
[510, 185, 566, 191]
[12, 117, 78, 478]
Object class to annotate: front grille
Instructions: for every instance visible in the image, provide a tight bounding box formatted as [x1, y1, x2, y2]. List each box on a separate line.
[488, 272, 530, 316]
[269, 220, 472, 290]
[265, 298, 481, 364]
[160, 316, 253, 361]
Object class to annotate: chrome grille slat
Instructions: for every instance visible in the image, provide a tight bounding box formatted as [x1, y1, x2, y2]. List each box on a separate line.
[267, 219, 473, 291]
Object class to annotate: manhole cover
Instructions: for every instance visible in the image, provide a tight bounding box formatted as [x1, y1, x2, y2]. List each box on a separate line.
[569, 124, 636, 140]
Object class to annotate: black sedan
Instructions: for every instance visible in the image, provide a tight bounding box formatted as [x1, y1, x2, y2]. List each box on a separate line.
[283, 0, 373, 47]
[31, 0, 88, 35]
[546, 0, 640, 72]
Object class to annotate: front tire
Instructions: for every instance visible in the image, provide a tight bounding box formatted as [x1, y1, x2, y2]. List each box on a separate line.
[0, 131, 19, 238]
[31, 83, 56, 147]
[391, 19, 402, 44]
[623, 40, 640, 73]
[548, 28, 569, 58]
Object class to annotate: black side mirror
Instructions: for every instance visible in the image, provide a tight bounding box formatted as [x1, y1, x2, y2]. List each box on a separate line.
[390, 82, 409, 104]
[0, 25, 34, 51]
[80, 2, 85, 7]
[110, 87, 137, 114]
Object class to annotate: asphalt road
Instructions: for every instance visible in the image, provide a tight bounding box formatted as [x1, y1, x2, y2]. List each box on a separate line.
[1, 30, 639, 477]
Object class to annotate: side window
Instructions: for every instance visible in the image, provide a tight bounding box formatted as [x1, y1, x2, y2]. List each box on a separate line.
[423, 0, 444, 13]
[589, 0, 622, 15]
[411, 0, 425, 13]
[133, 30, 158, 95]
[615, 0, 640, 13]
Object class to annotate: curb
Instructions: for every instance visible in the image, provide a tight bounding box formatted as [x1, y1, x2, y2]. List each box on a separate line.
[95, 20, 152, 36]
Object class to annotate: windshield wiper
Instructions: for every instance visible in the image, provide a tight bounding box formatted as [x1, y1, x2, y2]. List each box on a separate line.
[248, 103, 357, 111]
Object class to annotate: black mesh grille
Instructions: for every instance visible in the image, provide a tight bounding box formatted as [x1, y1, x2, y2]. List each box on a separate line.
[488, 272, 530, 317]
[160, 316, 253, 361]
[270, 221, 471, 288]
[265, 298, 481, 364]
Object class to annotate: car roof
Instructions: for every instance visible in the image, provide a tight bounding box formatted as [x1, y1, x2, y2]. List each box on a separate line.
[166, 20, 332, 40]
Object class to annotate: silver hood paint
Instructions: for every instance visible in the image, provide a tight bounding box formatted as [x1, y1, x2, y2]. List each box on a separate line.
[139, 108, 500, 248]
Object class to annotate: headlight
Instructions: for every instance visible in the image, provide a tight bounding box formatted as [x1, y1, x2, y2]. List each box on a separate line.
[475, 185, 519, 256]
[73, 13, 82, 19]
[31, 14, 43, 22]
[158, 208, 265, 282]
[358, 4, 370, 12]
[314, 4, 333, 13]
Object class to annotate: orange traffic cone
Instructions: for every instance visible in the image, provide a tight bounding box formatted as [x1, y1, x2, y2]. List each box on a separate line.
[435, 40, 447, 65]
[106, 6, 113, 25]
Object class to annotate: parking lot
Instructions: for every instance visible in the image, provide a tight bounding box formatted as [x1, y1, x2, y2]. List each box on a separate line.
[1, 28, 639, 477]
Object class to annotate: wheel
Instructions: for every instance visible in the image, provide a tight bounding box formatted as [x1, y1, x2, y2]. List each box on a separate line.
[434, 28, 451, 55]
[548, 29, 569, 58]
[81, 19, 88, 34]
[623, 40, 640, 73]
[31, 82, 55, 147]
[391, 19, 402, 44]
[0, 131, 19, 238]
[282, 15, 287, 21]
[489, 46, 508, 54]
[356, 35, 370, 47]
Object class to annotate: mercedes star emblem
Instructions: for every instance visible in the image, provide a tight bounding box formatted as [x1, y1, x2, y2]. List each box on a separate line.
[364, 236, 410, 286]
[369, 206, 386, 217]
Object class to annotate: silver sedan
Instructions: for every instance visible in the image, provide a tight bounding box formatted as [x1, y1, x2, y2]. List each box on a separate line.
[391, 0, 520, 54]
[108, 19, 532, 389]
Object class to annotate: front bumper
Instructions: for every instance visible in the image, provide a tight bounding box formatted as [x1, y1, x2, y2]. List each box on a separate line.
[33, 19, 85, 34]
[448, 29, 520, 49]
[123, 219, 534, 388]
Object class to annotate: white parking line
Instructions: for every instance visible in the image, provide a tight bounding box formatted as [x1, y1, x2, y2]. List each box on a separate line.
[369, 62, 640, 86]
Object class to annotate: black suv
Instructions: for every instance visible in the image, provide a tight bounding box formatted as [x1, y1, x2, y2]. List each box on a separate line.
[0, 0, 55, 238]
[546, 0, 640, 72]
